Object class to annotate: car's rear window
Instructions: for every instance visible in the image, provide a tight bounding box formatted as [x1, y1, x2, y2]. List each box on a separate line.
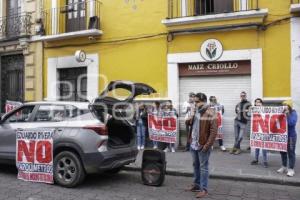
[79, 109, 90, 115]
[67, 112, 97, 121]
[65, 105, 90, 118]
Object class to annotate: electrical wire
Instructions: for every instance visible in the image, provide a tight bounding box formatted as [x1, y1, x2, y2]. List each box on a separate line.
[263, 16, 292, 28]
[44, 32, 168, 49]
[44, 16, 296, 49]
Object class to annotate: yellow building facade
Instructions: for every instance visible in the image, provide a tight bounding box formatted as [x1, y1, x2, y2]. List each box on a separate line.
[36, 0, 300, 152]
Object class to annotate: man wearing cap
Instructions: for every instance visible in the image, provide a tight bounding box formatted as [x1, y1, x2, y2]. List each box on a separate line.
[182, 92, 195, 151]
[277, 100, 298, 177]
[185, 92, 217, 198]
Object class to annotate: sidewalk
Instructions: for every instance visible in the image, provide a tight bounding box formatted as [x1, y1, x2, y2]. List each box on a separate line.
[124, 149, 300, 186]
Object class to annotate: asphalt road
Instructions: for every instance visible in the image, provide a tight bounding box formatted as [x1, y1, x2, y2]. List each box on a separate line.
[0, 165, 299, 200]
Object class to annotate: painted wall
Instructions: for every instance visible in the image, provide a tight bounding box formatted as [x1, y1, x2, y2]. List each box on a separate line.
[44, 37, 167, 98]
[43, 0, 293, 99]
[168, 0, 292, 98]
[43, 0, 168, 98]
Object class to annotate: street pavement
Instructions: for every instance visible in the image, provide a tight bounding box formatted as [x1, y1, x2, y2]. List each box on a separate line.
[0, 165, 299, 200]
[126, 148, 300, 186]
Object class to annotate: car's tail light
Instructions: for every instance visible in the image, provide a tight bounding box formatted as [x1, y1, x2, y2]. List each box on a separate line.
[84, 125, 108, 136]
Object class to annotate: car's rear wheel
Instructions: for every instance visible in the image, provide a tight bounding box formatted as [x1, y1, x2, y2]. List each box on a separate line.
[54, 151, 85, 187]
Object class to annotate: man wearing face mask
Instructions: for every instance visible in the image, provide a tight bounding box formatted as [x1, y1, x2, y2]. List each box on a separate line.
[185, 92, 217, 198]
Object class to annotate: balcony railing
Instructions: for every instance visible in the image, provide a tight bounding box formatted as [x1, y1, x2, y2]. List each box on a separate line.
[41, 0, 101, 36]
[168, 0, 259, 19]
[291, 0, 300, 4]
[0, 13, 32, 40]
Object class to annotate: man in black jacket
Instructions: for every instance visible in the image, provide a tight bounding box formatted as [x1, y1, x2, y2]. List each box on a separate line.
[230, 91, 251, 155]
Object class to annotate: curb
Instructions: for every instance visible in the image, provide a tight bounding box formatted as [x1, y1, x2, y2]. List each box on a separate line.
[123, 166, 300, 187]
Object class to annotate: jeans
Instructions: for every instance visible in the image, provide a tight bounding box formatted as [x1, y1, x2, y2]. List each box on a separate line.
[190, 148, 211, 192]
[233, 120, 247, 149]
[185, 121, 191, 150]
[137, 121, 146, 147]
[169, 143, 175, 149]
[218, 139, 223, 146]
[255, 148, 267, 162]
[280, 136, 297, 169]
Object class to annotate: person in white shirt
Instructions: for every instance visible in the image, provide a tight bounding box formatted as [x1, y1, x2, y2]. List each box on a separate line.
[182, 92, 195, 151]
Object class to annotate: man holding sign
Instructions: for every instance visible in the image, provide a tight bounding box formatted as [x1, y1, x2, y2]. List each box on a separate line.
[277, 100, 298, 177]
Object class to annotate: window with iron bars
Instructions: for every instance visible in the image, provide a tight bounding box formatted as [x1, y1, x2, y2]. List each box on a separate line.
[168, 0, 259, 18]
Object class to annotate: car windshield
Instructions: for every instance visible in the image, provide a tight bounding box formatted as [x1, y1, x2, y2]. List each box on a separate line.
[4, 106, 35, 123]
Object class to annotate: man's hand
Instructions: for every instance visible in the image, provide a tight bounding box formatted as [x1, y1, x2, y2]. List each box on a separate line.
[283, 106, 289, 114]
[202, 145, 209, 152]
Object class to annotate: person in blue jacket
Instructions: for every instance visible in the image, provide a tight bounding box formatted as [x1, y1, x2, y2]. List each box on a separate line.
[277, 100, 298, 177]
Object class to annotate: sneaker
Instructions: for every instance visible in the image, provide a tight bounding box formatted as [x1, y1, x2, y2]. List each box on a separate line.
[196, 190, 208, 198]
[153, 145, 158, 149]
[137, 146, 141, 150]
[251, 160, 258, 165]
[184, 184, 200, 192]
[287, 169, 295, 177]
[234, 149, 242, 155]
[229, 148, 236, 154]
[220, 146, 226, 151]
[263, 162, 268, 168]
[277, 166, 287, 174]
[141, 146, 144, 150]
[211, 146, 214, 150]
[164, 148, 169, 152]
[171, 147, 175, 153]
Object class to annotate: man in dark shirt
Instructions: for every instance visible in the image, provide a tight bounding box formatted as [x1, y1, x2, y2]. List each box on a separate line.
[230, 91, 251, 155]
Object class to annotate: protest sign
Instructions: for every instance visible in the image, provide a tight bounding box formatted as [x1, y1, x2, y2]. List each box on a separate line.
[148, 111, 177, 143]
[215, 111, 223, 140]
[16, 129, 54, 184]
[250, 106, 287, 152]
[5, 100, 22, 113]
